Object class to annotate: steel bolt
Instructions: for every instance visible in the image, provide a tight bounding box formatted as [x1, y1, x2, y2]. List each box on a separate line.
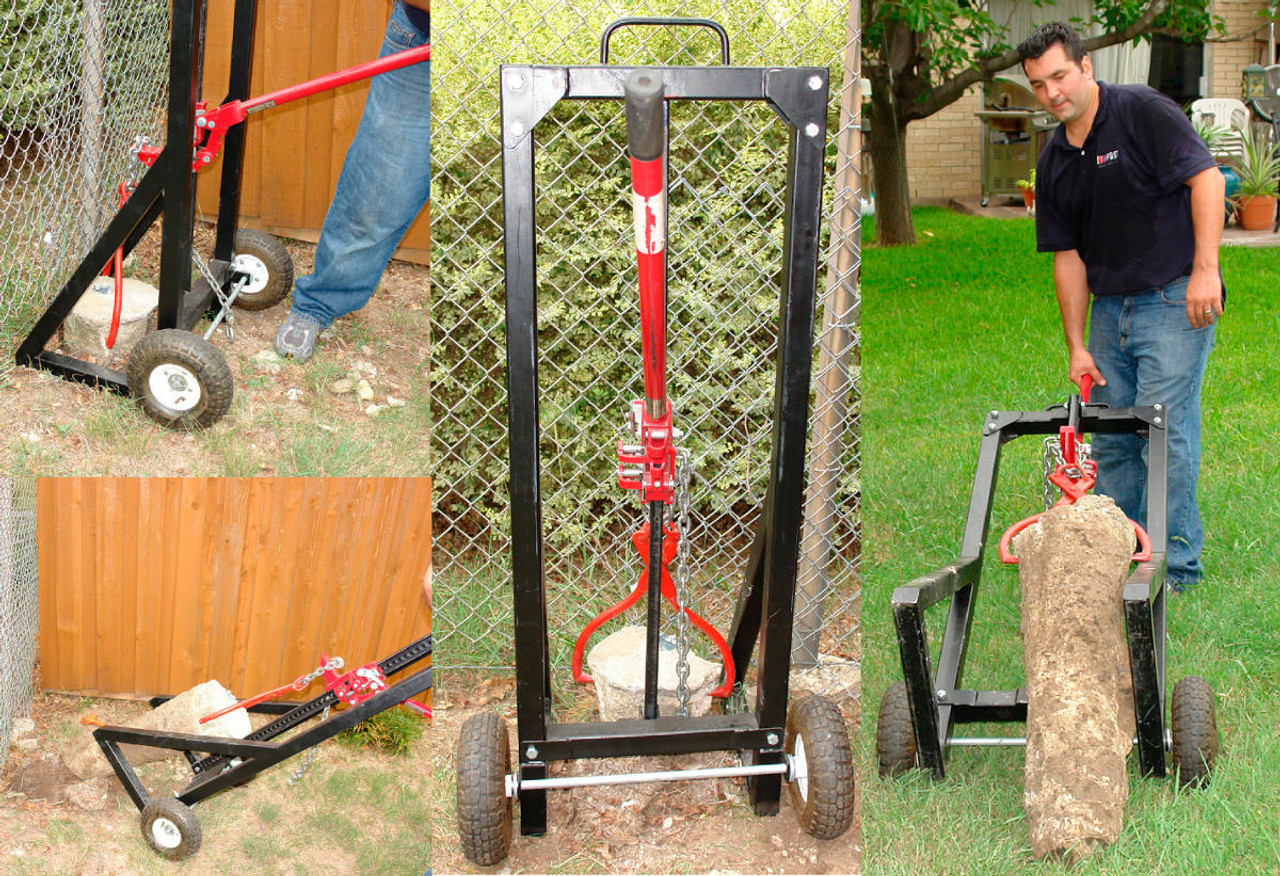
[511, 122, 525, 137]
[1154, 404, 1164, 412]
[804, 122, 820, 138]
[1153, 417, 1163, 426]
[937, 689, 947, 698]
[525, 745, 538, 760]
[508, 73, 525, 90]
[807, 74, 823, 91]
[766, 732, 780, 746]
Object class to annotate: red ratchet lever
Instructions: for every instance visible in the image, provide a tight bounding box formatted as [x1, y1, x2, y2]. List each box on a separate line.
[136, 43, 431, 172]
[999, 374, 1151, 564]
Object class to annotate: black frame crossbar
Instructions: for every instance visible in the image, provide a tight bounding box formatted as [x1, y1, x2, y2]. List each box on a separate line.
[15, 0, 260, 390]
[892, 402, 1171, 778]
[500, 61, 828, 836]
[95, 633, 431, 812]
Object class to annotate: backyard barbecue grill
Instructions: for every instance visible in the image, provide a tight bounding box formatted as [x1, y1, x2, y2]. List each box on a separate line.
[975, 78, 1057, 207]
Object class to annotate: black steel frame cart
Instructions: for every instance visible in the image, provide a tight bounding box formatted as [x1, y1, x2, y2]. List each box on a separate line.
[15, 0, 428, 429]
[876, 392, 1219, 788]
[453, 20, 855, 867]
[95, 633, 432, 861]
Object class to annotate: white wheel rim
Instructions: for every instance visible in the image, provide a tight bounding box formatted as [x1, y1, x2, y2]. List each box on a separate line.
[150, 816, 182, 850]
[148, 363, 202, 412]
[793, 734, 810, 802]
[230, 253, 270, 295]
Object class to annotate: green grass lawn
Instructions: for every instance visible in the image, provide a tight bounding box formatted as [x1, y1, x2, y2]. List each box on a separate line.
[859, 208, 1280, 875]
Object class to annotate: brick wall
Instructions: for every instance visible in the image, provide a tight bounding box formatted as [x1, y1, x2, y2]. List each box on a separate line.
[1208, 1, 1273, 97]
[904, 88, 983, 203]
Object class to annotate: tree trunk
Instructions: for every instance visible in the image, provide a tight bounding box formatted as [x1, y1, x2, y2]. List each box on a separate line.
[866, 68, 915, 246]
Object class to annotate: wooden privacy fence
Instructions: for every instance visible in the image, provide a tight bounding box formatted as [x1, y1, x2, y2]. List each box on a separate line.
[196, 0, 430, 262]
[37, 477, 431, 700]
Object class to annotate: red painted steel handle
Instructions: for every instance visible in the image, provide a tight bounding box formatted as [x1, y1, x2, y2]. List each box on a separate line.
[1079, 372, 1092, 404]
[625, 70, 667, 410]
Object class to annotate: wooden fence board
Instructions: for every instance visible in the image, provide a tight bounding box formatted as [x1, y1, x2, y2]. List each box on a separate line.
[37, 478, 431, 700]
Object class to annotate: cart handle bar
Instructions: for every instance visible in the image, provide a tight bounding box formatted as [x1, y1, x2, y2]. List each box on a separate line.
[601, 18, 729, 65]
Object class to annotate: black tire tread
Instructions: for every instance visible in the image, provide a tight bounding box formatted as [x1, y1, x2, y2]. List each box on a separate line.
[126, 329, 234, 429]
[231, 228, 293, 311]
[456, 711, 512, 865]
[1170, 675, 1218, 789]
[140, 796, 202, 861]
[785, 694, 856, 840]
[877, 680, 918, 778]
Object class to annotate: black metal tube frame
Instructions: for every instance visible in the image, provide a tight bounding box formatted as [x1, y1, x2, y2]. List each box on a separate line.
[890, 402, 1171, 779]
[95, 633, 432, 811]
[500, 63, 828, 836]
[15, 0, 260, 392]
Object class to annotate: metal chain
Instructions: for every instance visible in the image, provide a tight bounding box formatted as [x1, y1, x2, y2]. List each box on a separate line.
[1041, 437, 1061, 510]
[191, 248, 238, 342]
[285, 656, 343, 785]
[673, 448, 693, 717]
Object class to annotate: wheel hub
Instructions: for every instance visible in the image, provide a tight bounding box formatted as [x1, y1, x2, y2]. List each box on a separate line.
[230, 253, 270, 294]
[148, 363, 202, 412]
[792, 735, 809, 802]
[150, 816, 182, 850]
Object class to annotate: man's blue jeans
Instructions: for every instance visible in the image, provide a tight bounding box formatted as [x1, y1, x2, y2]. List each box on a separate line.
[290, 2, 430, 328]
[1087, 276, 1215, 587]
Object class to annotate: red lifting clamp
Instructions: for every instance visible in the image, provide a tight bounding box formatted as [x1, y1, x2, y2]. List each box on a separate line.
[572, 520, 735, 698]
[999, 375, 1151, 564]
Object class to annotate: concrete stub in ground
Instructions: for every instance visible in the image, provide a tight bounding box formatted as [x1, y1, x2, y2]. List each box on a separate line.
[63, 680, 252, 780]
[587, 626, 721, 720]
[64, 277, 159, 365]
[1014, 493, 1136, 863]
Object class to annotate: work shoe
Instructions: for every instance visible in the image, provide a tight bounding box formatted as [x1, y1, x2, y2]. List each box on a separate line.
[274, 312, 324, 362]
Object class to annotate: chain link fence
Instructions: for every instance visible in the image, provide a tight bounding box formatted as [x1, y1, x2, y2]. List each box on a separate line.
[0, 0, 171, 345]
[431, 0, 860, 690]
[0, 476, 38, 768]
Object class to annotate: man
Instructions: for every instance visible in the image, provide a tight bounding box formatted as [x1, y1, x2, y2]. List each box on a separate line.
[275, 0, 430, 362]
[1018, 21, 1224, 591]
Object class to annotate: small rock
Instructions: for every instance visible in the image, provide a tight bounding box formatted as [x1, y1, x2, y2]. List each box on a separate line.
[662, 816, 673, 829]
[330, 378, 355, 394]
[356, 379, 374, 402]
[386, 395, 406, 408]
[285, 388, 303, 401]
[365, 404, 384, 418]
[251, 350, 283, 374]
[12, 717, 35, 737]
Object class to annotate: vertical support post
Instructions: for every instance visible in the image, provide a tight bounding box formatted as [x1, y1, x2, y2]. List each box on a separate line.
[501, 65, 556, 838]
[158, 0, 202, 330]
[213, 0, 261, 263]
[77, 0, 106, 254]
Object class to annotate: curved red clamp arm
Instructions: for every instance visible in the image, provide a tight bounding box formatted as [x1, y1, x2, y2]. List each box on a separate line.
[999, 512, 1153, 564]
[572, 521, 735, 698]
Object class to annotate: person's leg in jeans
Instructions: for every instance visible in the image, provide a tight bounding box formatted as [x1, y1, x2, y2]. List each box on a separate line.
[1087, 293, 1146, 524]
[1088, 281, 1214, 589]
[1128, 278, 1214, 588]
[277, 2, 430, 360]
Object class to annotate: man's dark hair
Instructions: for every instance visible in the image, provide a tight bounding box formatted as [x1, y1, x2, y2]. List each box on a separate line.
[1017, 21, 1085, 67]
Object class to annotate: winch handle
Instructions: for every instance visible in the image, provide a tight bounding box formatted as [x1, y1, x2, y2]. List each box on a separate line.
[601, 18, 730, 65]
[1078, 372, 1093, 404]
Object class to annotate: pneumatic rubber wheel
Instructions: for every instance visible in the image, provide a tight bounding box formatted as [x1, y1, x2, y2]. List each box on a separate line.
[876, 681, 917, 778]
[140, 796, 201, 860]
[784, 695, 856, 840]
[456, 711, 512, 865]
[229, 228, 293, 311]
[1170, 675, 1218, 789]
[126, 329, 233, 429]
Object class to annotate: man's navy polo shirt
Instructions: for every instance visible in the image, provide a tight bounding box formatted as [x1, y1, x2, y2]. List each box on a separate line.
[1035, 82, 1215, 297]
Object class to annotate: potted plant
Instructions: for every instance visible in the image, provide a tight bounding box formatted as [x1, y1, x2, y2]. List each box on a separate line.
[1231, 125, 1280, 231]
[1016, 169, 1035, 209]
[1194, 120, 1241, 223]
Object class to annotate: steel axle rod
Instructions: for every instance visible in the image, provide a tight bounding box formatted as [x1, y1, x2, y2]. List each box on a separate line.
[505, 759, 793, 796]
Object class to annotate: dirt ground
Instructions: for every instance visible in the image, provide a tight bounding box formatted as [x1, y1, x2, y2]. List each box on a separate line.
[428, 671, 862, 875]
[1, 690, 433, 876]
[2, 224, 431, 477]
